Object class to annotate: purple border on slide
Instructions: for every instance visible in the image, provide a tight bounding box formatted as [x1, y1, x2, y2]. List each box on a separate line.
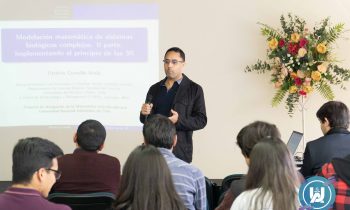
[73, 4, 159, 19]
[57, 125, 142, 131]
[1, 28, 148, 62]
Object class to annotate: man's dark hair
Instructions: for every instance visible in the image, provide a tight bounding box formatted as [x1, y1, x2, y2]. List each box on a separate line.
[143, 114, 176, 149]
[12, 137, 63, 184]
[316, 101, 350, 129]
[77, 119, 106, 151]
[236, 121, 281, 158]
[165, 47, 185, 61]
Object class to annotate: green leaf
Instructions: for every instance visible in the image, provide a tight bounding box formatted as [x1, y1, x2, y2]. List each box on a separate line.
[258, 23, 283, 39]
[314, 17, 329, 39]
[326, 64, 350, 89]
[280, 13, 306, 35]
[321, 23, 344, 43]
[285, 93, 300, 116]
[316, 81, 335, 100]
[272, 89, 287, 107]
[245, 60, 271, 73]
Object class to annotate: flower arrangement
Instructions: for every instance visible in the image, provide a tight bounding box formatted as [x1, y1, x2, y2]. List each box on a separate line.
[246, 14, 350, 115]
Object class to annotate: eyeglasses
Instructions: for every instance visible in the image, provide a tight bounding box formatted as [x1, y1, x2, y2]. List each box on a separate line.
[163, 59, 184, 65]
[46, 168, 62, 180]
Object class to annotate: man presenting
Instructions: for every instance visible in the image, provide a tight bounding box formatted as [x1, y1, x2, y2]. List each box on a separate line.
[140, 47, 207, 163]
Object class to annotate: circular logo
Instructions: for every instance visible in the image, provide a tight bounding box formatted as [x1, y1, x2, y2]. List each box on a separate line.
[298, 176, 335, 209]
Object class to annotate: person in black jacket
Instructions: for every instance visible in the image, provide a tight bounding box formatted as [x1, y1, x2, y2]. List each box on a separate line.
[300, 101, 350, 178]
[140, 47, 207, 163]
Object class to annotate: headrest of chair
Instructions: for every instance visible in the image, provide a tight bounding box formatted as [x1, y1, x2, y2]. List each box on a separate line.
[48, 192, 116, 200]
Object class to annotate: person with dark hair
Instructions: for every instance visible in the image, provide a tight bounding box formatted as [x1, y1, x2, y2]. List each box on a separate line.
[51, 119, 121, 195]
[140, 47, 207, 163]
[301, 101, 350, 178]
[215, 121, 281, 210]
[231, 138, 300, 210]
[143, 114, 206, 210]
[111, 145, 186, 210]
[0, 137, 70, 210]
[236, 121, 281, 159]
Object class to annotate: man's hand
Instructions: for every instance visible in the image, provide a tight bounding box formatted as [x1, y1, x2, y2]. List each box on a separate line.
[141, 103, 153, 115]
[168, 109, 179, 124]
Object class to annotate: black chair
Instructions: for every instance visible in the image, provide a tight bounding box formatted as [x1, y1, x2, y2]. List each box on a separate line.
[205, 177, 223, 210]
[205, 177, 215, 210]
[48, 192, 115, 210]
[220, 174, 245, 193]
[217, 174, 245, 205]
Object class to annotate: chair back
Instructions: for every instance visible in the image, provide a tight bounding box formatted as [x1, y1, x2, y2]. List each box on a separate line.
[217, 174, 245, 205]
[220, 174, 245, 194]
[205, 177, 222, 210]
[48, 192, 115, 210]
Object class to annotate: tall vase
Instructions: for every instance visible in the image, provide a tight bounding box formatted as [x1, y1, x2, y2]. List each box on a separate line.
[298, 95, 309, 151]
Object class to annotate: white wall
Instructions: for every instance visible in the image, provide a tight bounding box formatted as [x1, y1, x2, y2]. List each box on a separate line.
[1, 0, 350, 180]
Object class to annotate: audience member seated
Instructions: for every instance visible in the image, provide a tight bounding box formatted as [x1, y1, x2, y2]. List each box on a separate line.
[231, 138, 300, 210]
[215, 121, 281, 210]
[319, 154, 350, 209]
[301, 101, 350, 178]
[143, 114, 206, 210]
[51, 119, 121, 195]
[111, 145, 186, 210]
[0, 137, 71, 210]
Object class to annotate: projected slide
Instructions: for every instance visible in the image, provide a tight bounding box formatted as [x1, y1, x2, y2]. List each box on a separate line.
[0, 4, 159, 127]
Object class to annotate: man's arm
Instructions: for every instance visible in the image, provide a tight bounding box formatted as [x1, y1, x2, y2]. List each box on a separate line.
[139, 87, 154, 123]
[194, 173, 207, 210]
[175, 85, 207, 131]
[215, 190, 235, 210]
[114, 159, 121, 195]
[300, 143, 313, 178]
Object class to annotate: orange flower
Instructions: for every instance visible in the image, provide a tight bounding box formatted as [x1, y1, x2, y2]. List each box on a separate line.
[303, 85, 313, 93]
[268, 38, 278, 50]
[289, 85, 298, 93]
[290, 72, 298, 79]
[311, 71, 322, 81]
[316, 43, 327, 54]
[291, 33, 300, 43]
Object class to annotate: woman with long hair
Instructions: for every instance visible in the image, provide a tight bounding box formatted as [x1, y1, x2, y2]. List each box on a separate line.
[111, 145, 186, 210]
[231, 137, 300, 210]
